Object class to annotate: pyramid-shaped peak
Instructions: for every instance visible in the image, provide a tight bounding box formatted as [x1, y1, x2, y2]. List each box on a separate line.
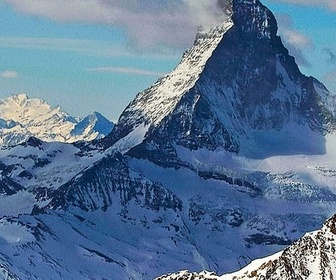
[107, 0, 336, 158]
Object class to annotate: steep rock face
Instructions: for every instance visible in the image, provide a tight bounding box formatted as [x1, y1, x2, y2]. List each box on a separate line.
[0, 94, 114, 146]
[47, 153, 182, 213]
[106, 0, 336, 161]
[103, 18, 234, 152]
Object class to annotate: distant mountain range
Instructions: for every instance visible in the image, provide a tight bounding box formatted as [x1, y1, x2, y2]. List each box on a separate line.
[0, 0, 335, 279]
[0, 93, 114, 146]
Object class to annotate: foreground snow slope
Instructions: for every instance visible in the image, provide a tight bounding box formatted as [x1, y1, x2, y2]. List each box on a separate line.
[221, 215, 336, 279]
[1, 133, 336, 279]
[155, 214, 336, 280]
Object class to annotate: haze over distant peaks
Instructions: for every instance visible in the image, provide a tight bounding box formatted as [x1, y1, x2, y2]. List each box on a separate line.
[0, 93, 114, 146]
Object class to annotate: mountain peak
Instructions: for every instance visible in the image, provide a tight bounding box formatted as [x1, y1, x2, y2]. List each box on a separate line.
[155, 214, 336, 280]
[219, 214, 336, 279]
[106, 0, 336, 159]
[9, 93, 29, 102]
[232, 0, 277, 38]
[196, 0, 276, 40]
[71, 111, 114, 139]
[2, 93, 30, 107]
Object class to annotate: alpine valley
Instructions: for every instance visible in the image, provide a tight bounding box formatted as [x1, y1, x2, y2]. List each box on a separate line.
[1, 0, 336, 279]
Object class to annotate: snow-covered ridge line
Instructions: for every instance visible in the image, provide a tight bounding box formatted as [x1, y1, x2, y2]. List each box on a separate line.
[0, 93, 114, 146]
[119, 18, 234, 128]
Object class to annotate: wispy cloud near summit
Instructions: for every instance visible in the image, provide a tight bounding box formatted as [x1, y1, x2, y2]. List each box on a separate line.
[276, 14, 314, 67]
[86, 66, 166, 77]
[1, 70, 18, 79]
[4, 0, 230, 50]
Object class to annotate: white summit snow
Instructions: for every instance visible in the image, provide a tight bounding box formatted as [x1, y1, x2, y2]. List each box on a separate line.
[123, 18, 233, 126]
[115, 18, 234, 150]
[0, 94, 113, 146]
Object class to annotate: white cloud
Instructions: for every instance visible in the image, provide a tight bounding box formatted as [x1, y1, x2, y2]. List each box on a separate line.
[0, 36, 179, 60]
[276, 14, 313, 67]
[323, 48, 336, 64]
[281, 29, 312, 49]
[0, 37, 127, 56]
[323, 70, 336, 93]
[86, 66, 166, 77]
[1, 70, 18, 79]
[324, 70, 336, 82]
[5, 0, 230, 50]
[7, 0, 333, 55]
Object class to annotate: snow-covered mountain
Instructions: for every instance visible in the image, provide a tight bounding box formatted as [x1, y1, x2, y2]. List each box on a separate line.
[0, 0, 336, 279]
[156, 214, 336, 280]
[0, 93, 114, 146]
[105, 0, 336, 160]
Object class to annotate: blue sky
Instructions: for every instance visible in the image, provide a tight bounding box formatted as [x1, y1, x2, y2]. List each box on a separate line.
[0, 0, 335, 121]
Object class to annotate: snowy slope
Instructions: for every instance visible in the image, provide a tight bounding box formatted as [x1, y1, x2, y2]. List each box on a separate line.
[0, 137, 105, 217]
[221, 214, 336, 279]
[156, 270, 219, 280]
[156, 214, 336, 280]
[119, 18, 234, 127]
[104, 18, 234, 149]
[0, 94, 114, 146]
[1, 132, 336, 279]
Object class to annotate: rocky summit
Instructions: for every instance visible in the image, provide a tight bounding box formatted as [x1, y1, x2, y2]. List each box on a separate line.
[0, 0, 336, 279]
[106, 0, 336, 161]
